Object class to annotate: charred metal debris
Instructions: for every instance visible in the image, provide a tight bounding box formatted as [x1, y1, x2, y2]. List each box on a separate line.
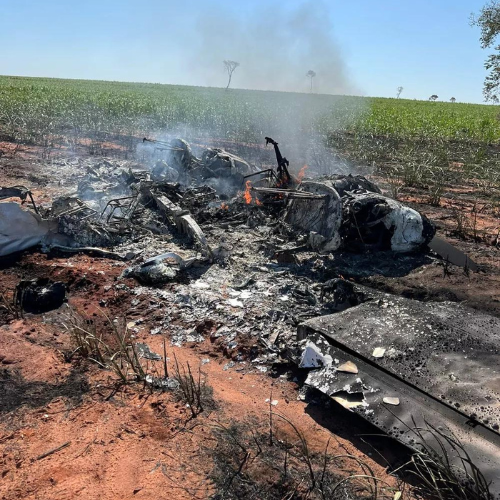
[2, 136, 497, 496]
[0, 136, 440, 259]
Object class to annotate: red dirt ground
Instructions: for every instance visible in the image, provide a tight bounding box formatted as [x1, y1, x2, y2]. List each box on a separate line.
[2, 140, 499, 499]
[0, 253, 407, 500]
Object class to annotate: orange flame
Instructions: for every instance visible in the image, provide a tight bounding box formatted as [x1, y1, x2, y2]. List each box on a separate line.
[220, 202, 229, 210]
[296, 164, 308, 183]
[255, 197, 263, 206]
[244, 180, 252, 204]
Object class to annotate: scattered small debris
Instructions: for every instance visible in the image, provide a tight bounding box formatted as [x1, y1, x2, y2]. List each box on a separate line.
[372, 347, 386, 358]
[145, 375, 179, 390]
[265, 399, 278, 406]
[382, 397, 400, 406]
[336, 361, 358, 374]
[227, 298, 244, 308]
[135, 343, 162, 361]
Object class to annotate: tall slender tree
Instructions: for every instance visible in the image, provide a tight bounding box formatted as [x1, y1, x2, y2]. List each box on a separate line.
[223, 60, 240, 90]
[306, 70, 316, 92]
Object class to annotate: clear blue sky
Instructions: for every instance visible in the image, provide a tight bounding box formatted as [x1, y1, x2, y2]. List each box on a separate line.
[0, 0, 492, 103]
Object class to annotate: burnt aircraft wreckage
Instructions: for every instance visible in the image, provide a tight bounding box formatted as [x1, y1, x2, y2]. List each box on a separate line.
[0, 136, 496, 494]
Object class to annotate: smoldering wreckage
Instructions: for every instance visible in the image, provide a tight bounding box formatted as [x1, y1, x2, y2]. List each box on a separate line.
[1, 137, 499, 495]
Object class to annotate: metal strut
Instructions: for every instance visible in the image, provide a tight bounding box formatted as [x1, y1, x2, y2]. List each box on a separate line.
[265, 136, 292, 188]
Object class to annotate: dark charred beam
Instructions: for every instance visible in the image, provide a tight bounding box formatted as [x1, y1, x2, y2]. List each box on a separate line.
[148, 190, 212, 259]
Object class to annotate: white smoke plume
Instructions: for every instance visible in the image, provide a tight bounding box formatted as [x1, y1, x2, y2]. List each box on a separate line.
[189, 0, 359, 95]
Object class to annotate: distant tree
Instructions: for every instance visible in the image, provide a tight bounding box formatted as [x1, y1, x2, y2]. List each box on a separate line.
[223, 60, 239, 90]
[471, 1, 500, 101]
[450, 97, 457, 103]
[429, 95, 439, 101]
[306, 70, 316, 92]
[396, 86, 404, 98]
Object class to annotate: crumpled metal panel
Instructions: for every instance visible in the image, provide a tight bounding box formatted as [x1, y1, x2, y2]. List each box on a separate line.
[0, 203, 59, 256]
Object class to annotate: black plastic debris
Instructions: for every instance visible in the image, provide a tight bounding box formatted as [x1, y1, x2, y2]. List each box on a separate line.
[15, 278, 66, 313]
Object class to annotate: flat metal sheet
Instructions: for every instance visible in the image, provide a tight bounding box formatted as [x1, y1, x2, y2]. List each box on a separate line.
[300, 332, 500, 497]
[299, 295, 500, 432]
[298, 293, 500, 496]
[428, 236, 478, 271]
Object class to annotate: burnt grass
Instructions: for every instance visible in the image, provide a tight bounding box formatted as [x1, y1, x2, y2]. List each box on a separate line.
[0, 367, 89, 415]
[209, 420, 381, 500]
